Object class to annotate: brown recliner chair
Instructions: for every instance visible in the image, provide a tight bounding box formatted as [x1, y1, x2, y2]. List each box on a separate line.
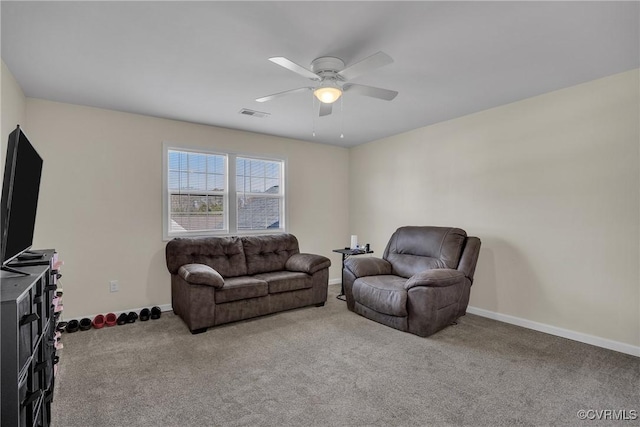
[343, 226, 481, 337]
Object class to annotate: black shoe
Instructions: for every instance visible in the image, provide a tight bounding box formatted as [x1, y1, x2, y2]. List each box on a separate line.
[79, 318, 92, 331]
[150, 306, 161, 320]
[139, 308, 150, 321]
[117, 313, 128, 325]
[66, 320, 79, 333]
[126, 312, 138, 323]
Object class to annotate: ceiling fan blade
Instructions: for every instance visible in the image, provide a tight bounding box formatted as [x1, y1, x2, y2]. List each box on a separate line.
[256, 87, 312, 103]
[343, 83, 398, 101]
[337, 51, 393, 81]
[269, 57, 320, 81]
[319, 102, 332, 117]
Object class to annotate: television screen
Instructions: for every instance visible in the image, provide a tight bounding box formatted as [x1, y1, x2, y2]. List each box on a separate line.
[1, 126, 43, 265]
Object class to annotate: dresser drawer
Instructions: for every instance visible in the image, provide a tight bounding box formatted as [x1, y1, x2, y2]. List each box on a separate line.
[17, 295, 38, 374]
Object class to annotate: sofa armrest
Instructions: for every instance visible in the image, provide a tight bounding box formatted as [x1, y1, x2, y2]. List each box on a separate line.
[404, 269, 465, 290]
[178, 264, 224, 288]
[344, 257, 392, 278]
[286, 253, 331, 275]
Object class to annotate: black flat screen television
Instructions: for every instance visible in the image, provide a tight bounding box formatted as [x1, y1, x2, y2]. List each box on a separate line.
[1, 125, 43, 269]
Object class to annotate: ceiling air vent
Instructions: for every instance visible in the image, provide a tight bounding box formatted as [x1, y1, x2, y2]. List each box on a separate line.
[239, 108, 270, 118]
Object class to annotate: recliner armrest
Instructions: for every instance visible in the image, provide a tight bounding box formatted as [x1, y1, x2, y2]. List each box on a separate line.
[344, 257, 392, 278]
[286, 253, 331, 275]
[404, 269, 465, 290]
[178, 263, 224, 288]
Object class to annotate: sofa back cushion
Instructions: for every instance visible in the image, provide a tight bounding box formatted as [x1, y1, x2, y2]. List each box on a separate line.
[242, 234, 300, 275]
[166, 236, 248, 278]
[383, 226, 467, 278]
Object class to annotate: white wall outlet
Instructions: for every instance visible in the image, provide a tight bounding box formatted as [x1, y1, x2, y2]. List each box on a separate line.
[109, 280, 119, 292]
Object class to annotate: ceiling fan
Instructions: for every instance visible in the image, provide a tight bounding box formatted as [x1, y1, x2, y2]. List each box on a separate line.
[256, 51, 398, 117]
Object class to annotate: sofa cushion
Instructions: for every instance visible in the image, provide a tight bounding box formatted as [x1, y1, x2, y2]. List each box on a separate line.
[352, 275, 408, 317]
[242, 234, 300, 275]
[254, 271, 312, 294]
[178, 264, 224, 288]
[215, 277, 268, 304]
[166, 236, 247, 278]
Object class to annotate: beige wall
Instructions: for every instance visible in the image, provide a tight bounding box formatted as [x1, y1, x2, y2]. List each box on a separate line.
[1, 60, 27, 163]
[349, 69, 640, 348]
[24, 99, 349, 318]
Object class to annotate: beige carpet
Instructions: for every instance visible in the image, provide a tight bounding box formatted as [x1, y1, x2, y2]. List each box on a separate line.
[52, 285, 639, 426]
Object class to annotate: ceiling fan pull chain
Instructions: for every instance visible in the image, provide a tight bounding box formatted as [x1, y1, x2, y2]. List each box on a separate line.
[312, 94, 316, 137]
[340, 96, 344, 139]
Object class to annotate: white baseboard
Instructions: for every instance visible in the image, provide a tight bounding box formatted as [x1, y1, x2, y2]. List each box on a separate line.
[329, 278, 341, 286]
[466, 306, 640, 357]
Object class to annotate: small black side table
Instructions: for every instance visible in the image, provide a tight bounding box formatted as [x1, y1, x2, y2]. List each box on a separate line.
[332, 248, 374, 301]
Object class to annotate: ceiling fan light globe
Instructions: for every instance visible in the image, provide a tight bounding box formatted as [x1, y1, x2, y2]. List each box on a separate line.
[314, 87, 342, 104]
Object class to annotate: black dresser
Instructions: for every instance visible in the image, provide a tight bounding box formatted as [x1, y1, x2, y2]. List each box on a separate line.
[1, 250, 60, 426]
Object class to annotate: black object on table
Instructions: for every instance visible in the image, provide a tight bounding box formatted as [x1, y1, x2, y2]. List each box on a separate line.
[332, 248, 374, 301]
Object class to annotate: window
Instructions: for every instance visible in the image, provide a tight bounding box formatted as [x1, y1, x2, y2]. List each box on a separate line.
[163, 144, 285, 239]
[236, 157, 283, 231]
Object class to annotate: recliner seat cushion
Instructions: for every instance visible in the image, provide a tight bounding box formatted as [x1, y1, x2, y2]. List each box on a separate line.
[215, 277, 268, 304]
[254, 271, 312, 294]
[352, 275, 408, 317]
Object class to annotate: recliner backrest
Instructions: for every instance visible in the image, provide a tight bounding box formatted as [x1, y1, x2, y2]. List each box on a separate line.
[383, 226, 467, 278]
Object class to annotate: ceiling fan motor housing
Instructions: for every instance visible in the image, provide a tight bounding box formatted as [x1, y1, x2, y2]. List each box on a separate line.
[311, 57, 345, 80]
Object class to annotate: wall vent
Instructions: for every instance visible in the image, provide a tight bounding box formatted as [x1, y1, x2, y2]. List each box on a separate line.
[239, 108, 270, 118]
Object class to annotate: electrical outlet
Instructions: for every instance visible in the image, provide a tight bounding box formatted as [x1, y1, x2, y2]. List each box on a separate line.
[109, 280, 119, 293]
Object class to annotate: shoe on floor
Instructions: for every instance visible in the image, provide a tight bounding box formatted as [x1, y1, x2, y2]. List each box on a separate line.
[66, 320, 79, 333]
[93, 314, 105, 329]
[79, 318, 92, 331]
[139, 308, 150, 321]
[150, 306, 161, 320]
[116, 313, 128, 325]
[126, 311, 138, 323]
[105, 312, 117, 327]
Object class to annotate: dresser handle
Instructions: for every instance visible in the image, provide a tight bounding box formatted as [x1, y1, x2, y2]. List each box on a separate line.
[22, 389, 42, 407]
[20, 313, 40, 326]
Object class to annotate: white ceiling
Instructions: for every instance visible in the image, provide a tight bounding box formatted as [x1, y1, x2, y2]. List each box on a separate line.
[1, 1, 638, 147]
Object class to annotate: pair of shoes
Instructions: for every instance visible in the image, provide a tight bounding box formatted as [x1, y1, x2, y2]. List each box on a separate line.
[92, 313, 118, 328]
[93, 314, 105, 329]
[79, 318, 92, 331]
[105, 313, 117, 327]
[139, 306, 161, 321]
[151, 306, 161, 319]
[117, 312, 139, 325]
[66, 320, 79, 333]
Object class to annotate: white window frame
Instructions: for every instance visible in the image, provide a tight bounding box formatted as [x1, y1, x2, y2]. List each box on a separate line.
[162, 142, 287, 240]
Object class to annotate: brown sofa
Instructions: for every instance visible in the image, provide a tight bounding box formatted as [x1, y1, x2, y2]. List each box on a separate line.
[343, 226, 481, 337]
[166, 234, 331, 334]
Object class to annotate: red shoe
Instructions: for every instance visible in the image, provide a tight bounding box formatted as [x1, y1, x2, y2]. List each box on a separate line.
[105, 313, 117, 327]
[93, 314, 106, 329]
